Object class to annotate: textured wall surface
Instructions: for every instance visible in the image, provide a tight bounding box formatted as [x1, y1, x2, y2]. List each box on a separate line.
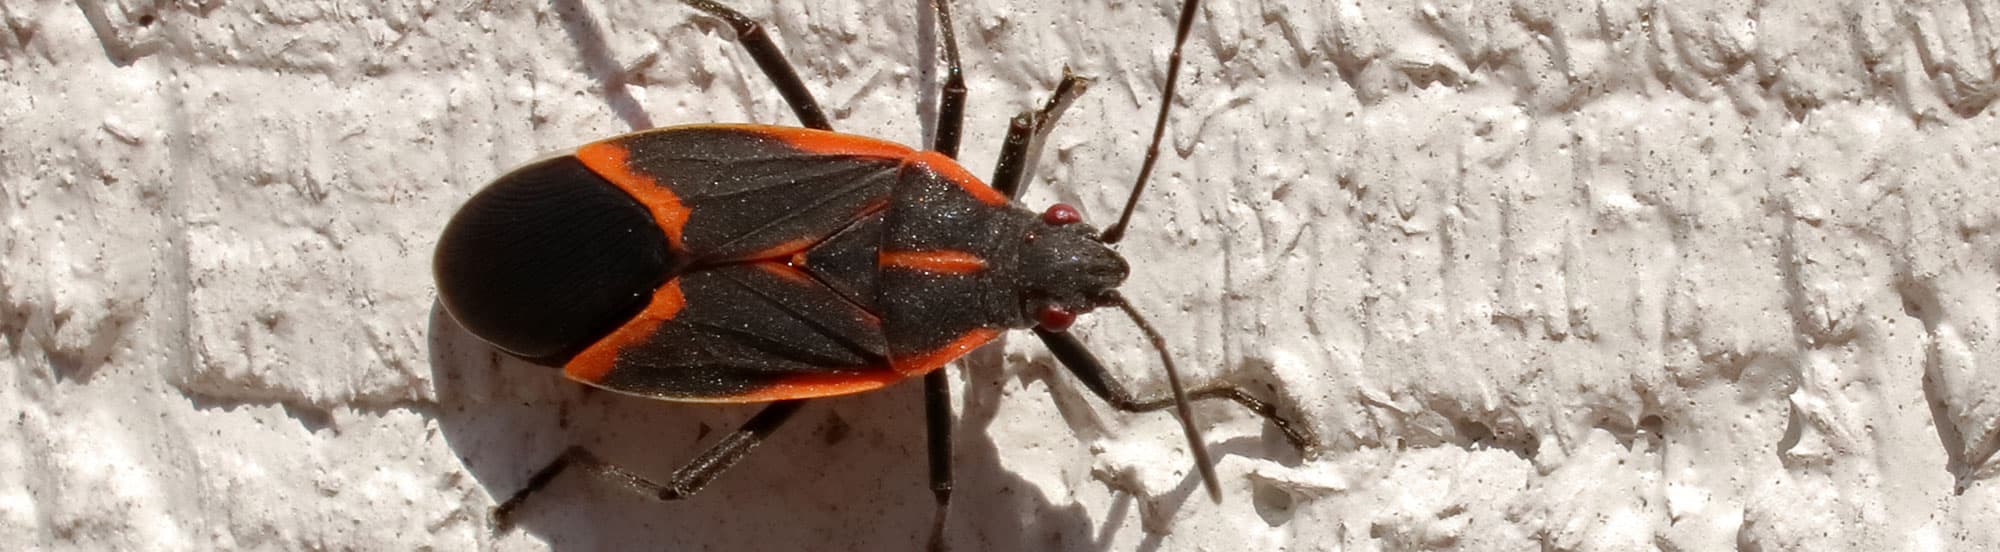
[4, 0, 1998, 550]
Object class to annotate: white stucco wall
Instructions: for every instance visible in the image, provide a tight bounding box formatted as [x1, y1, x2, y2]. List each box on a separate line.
[4, 0, 1998, 549]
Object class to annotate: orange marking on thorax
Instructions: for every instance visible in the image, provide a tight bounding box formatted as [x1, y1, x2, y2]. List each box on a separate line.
[909, 151, 1007, 206]
[722, 371, 908, 402]
[892, 328, 1002, 376]
[565, 282, 687, 383]
[576, 142, 691, 251]
[879, 250, 988, 275]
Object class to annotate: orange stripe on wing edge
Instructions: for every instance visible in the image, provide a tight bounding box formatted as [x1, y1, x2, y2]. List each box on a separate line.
[891, 328, 1002, 376]
[565, 281, 687, 383]
[576, 141, 691, 251]
[910, 151, 1007, 206]
[879, 250, 988, 275]
[758, 125, 916, 159]
[721, 371, 909, 403]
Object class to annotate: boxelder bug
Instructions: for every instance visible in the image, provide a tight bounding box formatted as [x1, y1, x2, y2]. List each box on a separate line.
[433, 0, 1315, 546]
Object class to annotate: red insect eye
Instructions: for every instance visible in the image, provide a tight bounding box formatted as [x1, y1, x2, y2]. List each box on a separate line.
[1036, 305, 1077, 331]
[1041, 204, 1083, 226]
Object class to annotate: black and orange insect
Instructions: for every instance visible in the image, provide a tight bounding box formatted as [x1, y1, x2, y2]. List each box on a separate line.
[433, 0, 1312, 546]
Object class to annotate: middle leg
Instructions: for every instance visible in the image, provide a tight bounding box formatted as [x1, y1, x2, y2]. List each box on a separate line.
[680, 0, 833, 130]
[922, 371, 954, 552]
[927, 0, 967, 156]
[921, 3, 969, 549]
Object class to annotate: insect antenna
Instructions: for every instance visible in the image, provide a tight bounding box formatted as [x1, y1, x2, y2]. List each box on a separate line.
[1106, 290, 1223, 502]
[1098, 0, 1200, 245]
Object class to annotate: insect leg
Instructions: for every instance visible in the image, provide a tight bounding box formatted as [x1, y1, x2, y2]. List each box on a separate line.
[989, 116, 1034, 200]
[927, 0, 966, 156]
[991, 70, 1089, 199]
[916, 6, 969, 549]
[922, 372, 953, 552]
[915, 5, 974, 548]
[492, 399, 808, 530]
[1032, 327, 1316, 452]
[679, 0, 832, 130]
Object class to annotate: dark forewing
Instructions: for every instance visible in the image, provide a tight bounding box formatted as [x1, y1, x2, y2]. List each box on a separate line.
[578, 125, 912, 263]
[565, 263, 895, 402]
[555, 126, 1021, 398]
